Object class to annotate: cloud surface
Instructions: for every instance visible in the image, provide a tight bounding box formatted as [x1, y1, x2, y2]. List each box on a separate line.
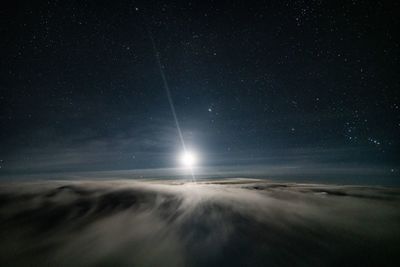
[0, 179, 399, 266]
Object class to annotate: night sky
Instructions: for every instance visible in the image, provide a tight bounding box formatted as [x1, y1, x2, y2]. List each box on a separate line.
[1, 1, 399, 182]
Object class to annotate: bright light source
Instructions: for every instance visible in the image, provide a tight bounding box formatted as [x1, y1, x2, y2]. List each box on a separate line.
[180, 151, 198, 168]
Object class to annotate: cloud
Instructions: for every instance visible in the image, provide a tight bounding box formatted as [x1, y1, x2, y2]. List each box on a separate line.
[1, 122, 182, 174]
[0, 179, 399, 266]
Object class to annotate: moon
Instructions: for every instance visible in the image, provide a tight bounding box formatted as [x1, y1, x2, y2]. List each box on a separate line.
[180, 151, 198, 168]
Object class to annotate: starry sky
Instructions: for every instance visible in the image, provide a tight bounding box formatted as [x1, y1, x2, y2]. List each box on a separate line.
[0, 1, 399, 183]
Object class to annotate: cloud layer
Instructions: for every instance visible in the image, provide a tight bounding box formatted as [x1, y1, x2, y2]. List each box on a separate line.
[0, 179, 399, 266]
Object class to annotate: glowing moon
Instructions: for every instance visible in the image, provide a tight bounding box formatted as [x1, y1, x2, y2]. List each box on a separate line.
[180, 151, 198, 168]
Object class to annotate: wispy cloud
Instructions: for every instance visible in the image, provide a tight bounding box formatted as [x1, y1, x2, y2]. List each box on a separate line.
[0, 180, 398, 266]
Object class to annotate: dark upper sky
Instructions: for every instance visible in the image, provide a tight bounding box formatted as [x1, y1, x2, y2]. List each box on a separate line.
[0, 0, 399, 182]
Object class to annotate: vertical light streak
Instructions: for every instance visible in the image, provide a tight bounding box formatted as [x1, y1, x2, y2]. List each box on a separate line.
[147, 28, 196, 182]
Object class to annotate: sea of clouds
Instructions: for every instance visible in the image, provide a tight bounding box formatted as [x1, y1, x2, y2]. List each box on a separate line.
[0, 179, 399, 266]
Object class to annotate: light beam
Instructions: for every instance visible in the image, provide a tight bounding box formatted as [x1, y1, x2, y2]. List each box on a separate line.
[147, 27, 196, 182]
